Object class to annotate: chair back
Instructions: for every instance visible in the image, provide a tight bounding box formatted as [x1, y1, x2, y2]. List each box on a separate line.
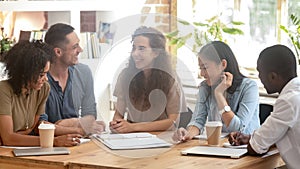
[178, 107, 193, 128]
[259, 103, 273, 125]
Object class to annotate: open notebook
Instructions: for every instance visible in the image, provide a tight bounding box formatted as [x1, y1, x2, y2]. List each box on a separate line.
[92, 132, 172, 150]
[181, 146, 248, 159]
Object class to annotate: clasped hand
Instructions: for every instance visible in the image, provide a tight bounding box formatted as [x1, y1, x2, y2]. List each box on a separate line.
[109, 119, 134, 133]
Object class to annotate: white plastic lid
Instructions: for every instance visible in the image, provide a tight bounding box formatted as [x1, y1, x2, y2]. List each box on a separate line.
[205, 121, 223, 127]
[38, 122, 55, 129]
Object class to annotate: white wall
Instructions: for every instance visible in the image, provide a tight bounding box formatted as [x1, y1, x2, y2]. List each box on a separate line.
[13, 12, 45, 42]
[47, 11, 71, 27]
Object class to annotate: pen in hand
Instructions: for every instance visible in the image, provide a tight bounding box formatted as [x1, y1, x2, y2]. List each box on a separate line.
[231, 132, 242, 146]
[236, 125, 246, 145]
[123, 108, 129, 121]
[231, 131, 251, 146]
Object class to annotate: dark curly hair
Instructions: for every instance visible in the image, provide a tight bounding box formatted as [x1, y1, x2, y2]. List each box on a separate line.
[124, 26, 175, 111]
[2, 40, 54, 95]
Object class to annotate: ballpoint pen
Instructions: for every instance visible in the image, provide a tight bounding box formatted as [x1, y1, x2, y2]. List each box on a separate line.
[123, 108, 129, 121]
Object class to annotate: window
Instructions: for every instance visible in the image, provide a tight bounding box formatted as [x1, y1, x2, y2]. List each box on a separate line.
[177, 0, 300, 71]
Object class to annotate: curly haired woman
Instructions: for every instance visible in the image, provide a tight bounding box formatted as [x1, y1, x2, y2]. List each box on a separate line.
[0, 41, 81, 146]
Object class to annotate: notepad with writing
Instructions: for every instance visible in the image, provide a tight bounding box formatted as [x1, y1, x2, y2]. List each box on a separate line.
[92, 132, 172, 150]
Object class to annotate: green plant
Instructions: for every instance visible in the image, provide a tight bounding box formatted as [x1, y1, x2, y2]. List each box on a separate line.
[0, 27, 13, 56]
[280, 14, 300, 63]
[166, 13, 244, 53]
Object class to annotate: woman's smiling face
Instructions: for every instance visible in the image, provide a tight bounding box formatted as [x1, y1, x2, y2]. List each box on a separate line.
[29, 61, 50, 90]
[198, 55, 224, 86]
[131, 35, 158, 70]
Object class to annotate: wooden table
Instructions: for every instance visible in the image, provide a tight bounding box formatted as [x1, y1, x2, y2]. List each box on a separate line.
[0, 136, 284, 169]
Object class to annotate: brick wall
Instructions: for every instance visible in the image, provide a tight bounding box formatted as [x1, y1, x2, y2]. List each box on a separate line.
[141, 0, 176, 33]
[80, 11, 96, 32]
[43, 11, 96, 32]
[141, 0, 178, 64]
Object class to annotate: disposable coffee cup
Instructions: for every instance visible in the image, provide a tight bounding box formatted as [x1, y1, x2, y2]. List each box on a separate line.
[205, 121, 222, 146]
[38, 123, 55, 148]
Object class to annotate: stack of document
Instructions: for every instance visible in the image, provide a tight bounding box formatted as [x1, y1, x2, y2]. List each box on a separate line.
[92, 132, 172, 150]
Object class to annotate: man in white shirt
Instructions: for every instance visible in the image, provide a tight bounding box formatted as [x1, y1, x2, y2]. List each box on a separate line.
[229, 44, 300, 169]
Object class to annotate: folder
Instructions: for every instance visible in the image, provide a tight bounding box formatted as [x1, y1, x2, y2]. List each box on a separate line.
[92, 132, 172, 150]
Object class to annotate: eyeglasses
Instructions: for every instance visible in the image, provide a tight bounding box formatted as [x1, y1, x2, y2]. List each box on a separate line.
[38, 71, 48, 79]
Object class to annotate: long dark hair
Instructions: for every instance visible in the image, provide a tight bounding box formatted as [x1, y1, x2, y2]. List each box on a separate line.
[124, 26, 175, 111]
[2, 40, 54, 95]
[198, 41, 245, 93]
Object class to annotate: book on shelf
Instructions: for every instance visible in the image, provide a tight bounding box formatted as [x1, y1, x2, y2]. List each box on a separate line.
[19, 31, 32, 42]
[98, 21, 116, 45]
[79, 32, 101, 59]
[19, 30, 46, 42]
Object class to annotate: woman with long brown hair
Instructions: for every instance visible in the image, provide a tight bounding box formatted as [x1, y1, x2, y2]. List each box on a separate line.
[109, 26, 186, 133]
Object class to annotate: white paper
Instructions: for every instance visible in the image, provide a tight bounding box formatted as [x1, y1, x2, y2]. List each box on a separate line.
[261, 149, 279, 158]
[93, 132, 172, 150]
[193, 132, 229, 140]
[223, 142, 247, 149]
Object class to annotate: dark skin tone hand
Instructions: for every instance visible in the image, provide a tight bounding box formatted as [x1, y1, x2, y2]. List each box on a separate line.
[228, 132, 260, 155]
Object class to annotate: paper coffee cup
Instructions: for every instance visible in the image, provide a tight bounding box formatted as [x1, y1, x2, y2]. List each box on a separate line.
[205, 121, 222, 146]
[38, 123, 55, 148]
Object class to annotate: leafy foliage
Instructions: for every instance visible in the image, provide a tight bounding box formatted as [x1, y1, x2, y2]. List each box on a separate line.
[280, 14, 300, 62]
[0, 27, 13, 56]
[166, 14, 244, 53]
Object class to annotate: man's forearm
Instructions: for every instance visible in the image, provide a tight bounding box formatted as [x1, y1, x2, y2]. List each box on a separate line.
[54, 125, 84, 136]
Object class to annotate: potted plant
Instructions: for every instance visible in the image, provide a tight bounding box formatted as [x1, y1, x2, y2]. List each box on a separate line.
[280, 14, 300, 64]
[0, 27, 13, 59]
[166, 13, 244, 53]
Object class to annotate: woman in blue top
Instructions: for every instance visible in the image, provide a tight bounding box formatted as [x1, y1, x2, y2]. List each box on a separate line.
[174, 41, 260, 142]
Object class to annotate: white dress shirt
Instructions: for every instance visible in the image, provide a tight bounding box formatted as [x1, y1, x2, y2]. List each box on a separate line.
[250, 77, 300, 169]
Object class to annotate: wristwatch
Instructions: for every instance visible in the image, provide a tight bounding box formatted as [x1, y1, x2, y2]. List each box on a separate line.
[220, 105, 231, 115]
